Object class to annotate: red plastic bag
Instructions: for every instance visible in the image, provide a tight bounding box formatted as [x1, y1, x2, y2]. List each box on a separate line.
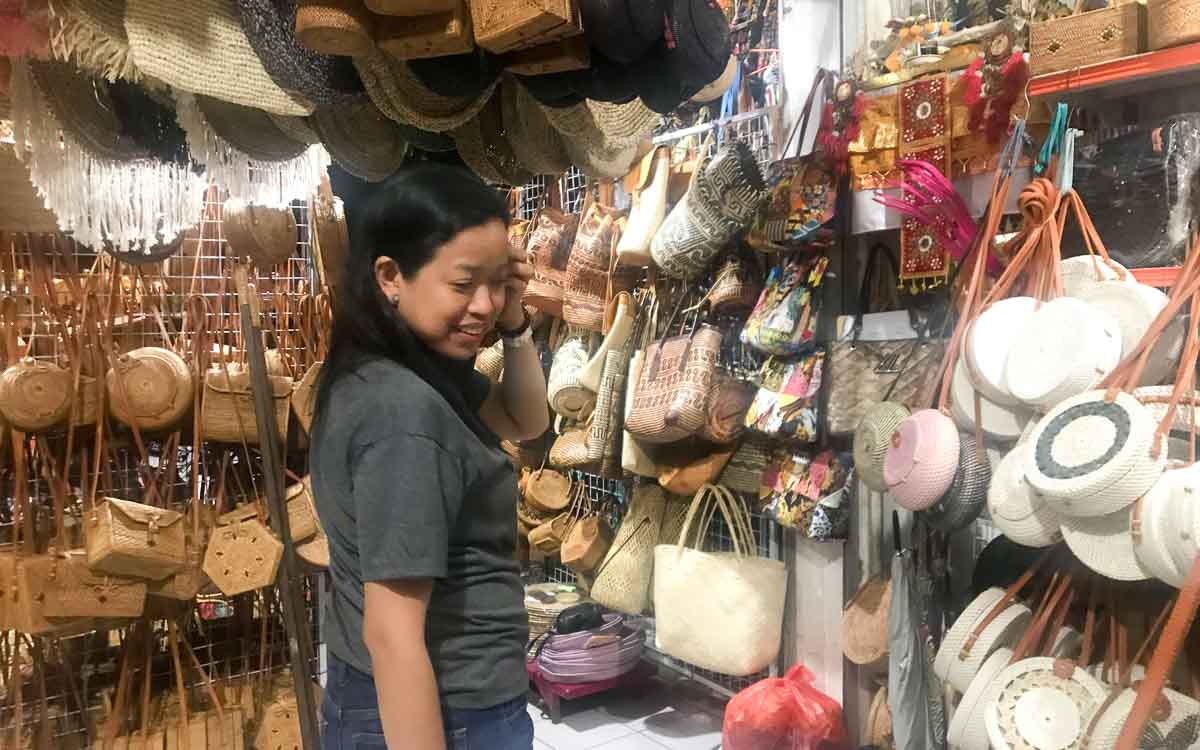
[722, 664, 849, 750]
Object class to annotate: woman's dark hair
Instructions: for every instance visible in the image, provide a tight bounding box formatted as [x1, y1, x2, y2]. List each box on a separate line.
[313, 162, 510, 441]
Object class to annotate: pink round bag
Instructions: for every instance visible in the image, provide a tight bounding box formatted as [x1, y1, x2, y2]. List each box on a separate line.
[884, 408, 961, 510]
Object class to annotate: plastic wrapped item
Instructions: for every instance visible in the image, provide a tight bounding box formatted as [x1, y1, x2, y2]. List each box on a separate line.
[1068, 114, 1200, 268]
[722, 664, 850, 750]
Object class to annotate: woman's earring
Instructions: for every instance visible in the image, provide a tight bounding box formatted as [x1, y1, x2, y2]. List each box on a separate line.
[389, 294, 401, 304]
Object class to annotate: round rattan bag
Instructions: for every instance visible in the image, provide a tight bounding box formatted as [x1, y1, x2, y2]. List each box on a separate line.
[223, 199, 298, 267]
[0, 357, 73, 432]
[948, 647, 1014, 750]
[987, 442, 1063, 548]
[922, 432, 992, 533]
[106, 347, 194, 432]
[984, 657, 1107, 750]
[950, 356, 1034, 444]
[1131, 468, 1190, 588]
[1025, 390, 1166, 519]
[884, 408, 961, 511]
[934, 587, 1033, 694]
[853, 402, 910, 492]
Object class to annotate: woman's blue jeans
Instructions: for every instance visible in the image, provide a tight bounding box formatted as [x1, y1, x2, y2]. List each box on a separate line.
[320, 653, 535, 750]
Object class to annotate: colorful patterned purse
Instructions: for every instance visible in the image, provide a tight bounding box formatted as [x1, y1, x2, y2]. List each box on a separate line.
[741, 255, 829, 357]
[744, 352, 825, 442]
[762, 449, 853, 540]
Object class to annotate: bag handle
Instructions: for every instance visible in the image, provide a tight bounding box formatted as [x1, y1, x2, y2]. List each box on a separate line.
[1008, 568, 1073, 663]
[960, 546, 1057, 658]
[781, 68, 830, 159]
[671, 484, 756, 558]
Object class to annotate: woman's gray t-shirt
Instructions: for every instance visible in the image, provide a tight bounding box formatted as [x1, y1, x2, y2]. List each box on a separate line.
[310, 357, 528, 710]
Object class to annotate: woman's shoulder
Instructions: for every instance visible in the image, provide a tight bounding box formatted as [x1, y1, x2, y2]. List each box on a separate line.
[331, 358, 462, 439]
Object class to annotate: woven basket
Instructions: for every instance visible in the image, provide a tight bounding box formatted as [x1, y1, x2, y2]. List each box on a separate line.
[285, 478, 319, 543]
[202, 368, 292, 445]
[549, 426, 594, 469]
[223, 200, 298, 267]
[1148, 0, 1200, 49]
[0, 357, 73, 431]
[841, 577, 892, 666]
[525, 468, 572, 512]
[467, 0, 580, 53]
[296, 0, 376, 57]
[145, 547, 209, 602]
[86, 498, 187, 581]
[106, 347, 194, 432]
[1029, 3, 1146, 77]
[11, 554, 94, 636]
[375, 1, 474, 60]
[43, 550, 147, 619]
[561, 515, 613, 573]
[203, 517, 283, 596]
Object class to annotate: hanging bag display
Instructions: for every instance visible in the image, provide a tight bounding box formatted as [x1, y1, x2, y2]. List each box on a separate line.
[86, 497, 188, 581]
[204, 510, 284, 597]
[653, 484, 787, 676]
[563, 199, 624, 332]
[43, 550, 147, 619]
[591, 484, 668, 615]
[202, 365, 293, 445]
[523, 182, 579, 317]
[560, 499, 613, 575]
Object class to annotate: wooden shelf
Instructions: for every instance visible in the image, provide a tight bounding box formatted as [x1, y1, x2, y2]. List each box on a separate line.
[1029, 42, 1200, 98]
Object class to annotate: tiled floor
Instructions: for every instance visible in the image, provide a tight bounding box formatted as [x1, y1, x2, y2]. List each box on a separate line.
[528, 669, 727, 750]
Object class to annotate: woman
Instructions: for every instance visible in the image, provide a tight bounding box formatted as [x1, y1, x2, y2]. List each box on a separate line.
[311, 163, 549, 750]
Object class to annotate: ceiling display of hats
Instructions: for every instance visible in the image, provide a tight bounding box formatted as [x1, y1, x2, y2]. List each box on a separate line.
[9, 57, 206, 251]
[48, 0, 142, 81]
[309, 96, 409, 181]
[176, 93, 330, 205]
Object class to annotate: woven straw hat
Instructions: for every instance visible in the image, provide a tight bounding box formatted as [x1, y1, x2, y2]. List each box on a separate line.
[1131, 469, 1189, 588]
[565, 134, 643, 180]
[542, 97, 658, 149]
[922, 431, 992, 532]
[1005, 297, 1123, 412]
[27, 60, 143, 162]
[547, 336, 595, 420]
[269, 112, 321, 144]
[451, 94, 534, 186]
[1060, 503, 1152, 581]
[310, 98, 408, 182]
[987, 442, 1063, 548]
[1061, 254, 1130, 298]
[235, 0, 365, 108]
[409, 49, 503, 99]
[578, 0, 666, 65]
[355, 47, 497, 133]
[393, 122, 455, 153]
[1025, 390, 1166, 518]
[500, 77, 569, 176]
[950, 356, 1034, 443]
[965, 297, 1040, 407]
[985, 658, 1107, 750]
[124, 0, 312, 116]
[948, 647, 1014, 750]
[853, 402, 909, 492]
[934, 586, 1032, 694]
[196, 96, 310, 162]
[885, 408, 961, 511]
[49, 0, 141, 82]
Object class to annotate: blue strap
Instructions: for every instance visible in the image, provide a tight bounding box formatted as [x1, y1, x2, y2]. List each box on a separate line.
[1035, 103, 1068, 176]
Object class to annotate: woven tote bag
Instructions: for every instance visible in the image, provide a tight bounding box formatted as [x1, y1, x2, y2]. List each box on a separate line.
[621, 350, 660, 477]
[626, 324, 721, 444]
[653, 485, 786, 676]
[86, 498, 187, 581]
[202, 367, 292, 445]
[586, 349, 628, 470]
[590, 484, 668, 615]
[563, 203, 621, 332]
[523, 205, 578, 317]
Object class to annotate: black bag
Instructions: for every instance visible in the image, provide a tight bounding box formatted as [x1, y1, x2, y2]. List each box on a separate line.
[553, 603, 605, 635]
[1068, 115, 1200, 268]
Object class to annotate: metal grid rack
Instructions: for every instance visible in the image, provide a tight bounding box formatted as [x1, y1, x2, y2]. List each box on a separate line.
[0, 191, 324, 750]
[516, 167, 591, 222]
[651, 107, 779, 171]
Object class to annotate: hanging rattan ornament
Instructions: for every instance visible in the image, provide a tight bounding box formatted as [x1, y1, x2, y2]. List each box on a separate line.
[175, 91, 330, 207]
[203, 517, 283, 596]
[9, 58, 207, 253]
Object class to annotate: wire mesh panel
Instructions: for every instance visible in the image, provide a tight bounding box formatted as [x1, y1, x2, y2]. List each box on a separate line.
[652, 107, 779, 172]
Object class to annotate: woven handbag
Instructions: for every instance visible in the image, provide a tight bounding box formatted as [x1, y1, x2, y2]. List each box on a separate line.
[106, 346, 194, 432]
[285, 477, 319, 543]
[586, 349, 629, 470]
[590, 484, 668, 615]
[467, 0, 580, 53]
[202, 367, 292, 445]
[523, 199, 579, 317]
[719, 436, 772, 496]
[43, 550, 147, 619]
[222, 199, 298, 267]
[549, 422, 594, 470]
[920, 431, 991, 533]
[626, 312, 722, 444]
[528, 512, 572, 555]
[525, 466, 572, 513]
[563, 203, 621, 332]
[707, 253, 763, 314]
[86, 498, 187, 581]
[547, 334, 596, 420]
[203, 516, 283, 596]
[0, 357, 73, 431]
[561, 513, 613, 574]
[698, 371, 756, 445]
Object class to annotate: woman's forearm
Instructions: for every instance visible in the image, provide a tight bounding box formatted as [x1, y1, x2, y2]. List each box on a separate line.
[369, 639, 446, 750]
[498, 331, 550, 439]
